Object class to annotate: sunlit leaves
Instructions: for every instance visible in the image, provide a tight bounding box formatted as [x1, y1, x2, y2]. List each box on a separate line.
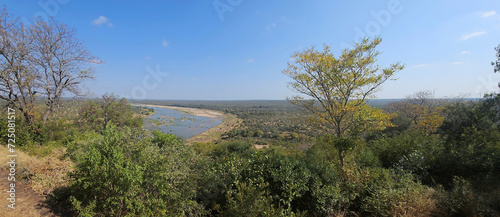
[283, 37, 403, 139]
[283, 37, 403, 166]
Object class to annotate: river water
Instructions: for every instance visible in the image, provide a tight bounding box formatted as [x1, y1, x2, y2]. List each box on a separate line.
[140, 106, 222, 139]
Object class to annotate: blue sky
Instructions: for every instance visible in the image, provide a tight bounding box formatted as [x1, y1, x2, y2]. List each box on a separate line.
[3, 0, 500, 100]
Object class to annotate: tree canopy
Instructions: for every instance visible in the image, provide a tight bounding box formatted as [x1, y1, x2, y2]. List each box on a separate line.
[283, 37, 404, 166]
[0, 7, 98, 128]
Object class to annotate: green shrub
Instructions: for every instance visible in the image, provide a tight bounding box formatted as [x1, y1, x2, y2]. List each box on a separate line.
[151, 129, 183, 148]
[78, 94, 143, 132]
[70, 124, 204, 216]
[220, 182, 286, 217]
[440, 177, 492, 217]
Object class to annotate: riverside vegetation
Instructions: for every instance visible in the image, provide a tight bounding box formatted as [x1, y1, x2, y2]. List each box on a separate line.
[1, 7, 500, 217]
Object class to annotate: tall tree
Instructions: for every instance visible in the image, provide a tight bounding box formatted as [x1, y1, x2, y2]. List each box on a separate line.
[0, 7, 99, 128]
[493, 44, 500, 74]
[30, 18, 98, 123]
[283, 37, 404, 166]
[0, 8, 38, 128]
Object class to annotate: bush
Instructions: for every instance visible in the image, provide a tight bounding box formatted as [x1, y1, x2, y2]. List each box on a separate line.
[78, 94, 142, 132]
[70, 124, 204, 216]
[219, 182, 288, 217]
[440, 177, 492, 217]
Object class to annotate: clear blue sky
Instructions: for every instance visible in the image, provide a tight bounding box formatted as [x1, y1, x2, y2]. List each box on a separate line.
[3, 0, 500, 100]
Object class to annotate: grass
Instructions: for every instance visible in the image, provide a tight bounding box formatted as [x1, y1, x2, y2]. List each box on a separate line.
[0, 144, 74, 195]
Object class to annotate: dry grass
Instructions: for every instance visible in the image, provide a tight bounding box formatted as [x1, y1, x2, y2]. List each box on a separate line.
[0, 145, 73, 216]
[0, 145, 74, 194]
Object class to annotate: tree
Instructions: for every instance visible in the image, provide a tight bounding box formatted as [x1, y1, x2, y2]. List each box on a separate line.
[30, 18, 98, 123]
[79, 93, 142, 131]
[386, 90, 446, 134]
[493, 44, 500, 74]
[283, 37, 404, 166]
[0, 7, 98, 129]
[0, 8, 38, 129]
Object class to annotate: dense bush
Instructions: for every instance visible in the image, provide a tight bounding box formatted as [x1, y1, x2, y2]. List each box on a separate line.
[78, 94, 142, 132]
[69, 124, 204, 216]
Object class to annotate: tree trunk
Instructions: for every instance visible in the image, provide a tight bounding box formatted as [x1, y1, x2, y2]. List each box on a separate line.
[42, 105, 52, 124]
[338, 149, 344, 168]
[22, 109, 36, 131]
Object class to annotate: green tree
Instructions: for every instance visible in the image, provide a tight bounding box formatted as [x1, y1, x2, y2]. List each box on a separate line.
[79, 93, 142, 131]
[493, 44, 500, 74]
[283, 37, 404, 166]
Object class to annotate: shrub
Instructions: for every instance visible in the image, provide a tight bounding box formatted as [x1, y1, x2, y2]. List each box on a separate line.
[78, 94, 142, 132]
[440, 177, 492, 217]
[70, 124, 204, 216]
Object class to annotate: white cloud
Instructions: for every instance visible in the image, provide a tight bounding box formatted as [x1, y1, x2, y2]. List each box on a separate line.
[459, 51, 470, 55]
[247, 59, 254, 63]
[145, 56, 151, 60]
[413, 64, 429, 68]
[191, 78, 199, 81]
[481, 11, 496, 18]
[459, 31, 487, 40]
[452, 61, 466, 65]
[92, 16, 113, 27]
[161, 40, 169, 47]
[266, 23, 276, 30]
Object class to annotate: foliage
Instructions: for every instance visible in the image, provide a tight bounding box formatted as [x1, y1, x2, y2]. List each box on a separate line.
[219, 182, 294, 217]
[386, 90, 446, 134]
[493, 44, 500, 74]
[78, 93, 142, 131]
[440, 177, 492, 217]
[69, 124, 204, 216]
[283, 37, 403, 166]
[151, 129, 183, 148]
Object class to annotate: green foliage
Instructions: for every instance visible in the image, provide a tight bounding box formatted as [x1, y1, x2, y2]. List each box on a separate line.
[369, 130, 440, 171]
[220, 182, 290, 217]
[70, 124, 204, 216]
[359, 169, 439, 216]
[151, 129, 183, 148]
[440, 177, 492, 217]
[304, 138, 339, 165]
[493, 44, 500, 74]
[78, 93, 142, 132]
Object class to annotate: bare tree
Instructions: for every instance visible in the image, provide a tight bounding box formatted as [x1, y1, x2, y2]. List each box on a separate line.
[0, 6, 99, 127]
[0, 8, 38, 128]
[30, 18, 99, 123]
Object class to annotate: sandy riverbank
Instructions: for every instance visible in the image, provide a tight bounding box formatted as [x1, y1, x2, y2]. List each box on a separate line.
[132, 104, 241, 144]
[132, 104, 223, 119]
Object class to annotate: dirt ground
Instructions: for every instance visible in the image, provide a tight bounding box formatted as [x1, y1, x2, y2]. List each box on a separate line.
[0, 170, 55, 217]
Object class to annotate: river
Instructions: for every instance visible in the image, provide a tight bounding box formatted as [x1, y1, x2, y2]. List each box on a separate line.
[139, 105, 223, 139]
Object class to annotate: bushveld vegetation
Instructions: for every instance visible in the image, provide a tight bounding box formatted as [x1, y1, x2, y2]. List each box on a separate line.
[1, 7, 500, 217]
